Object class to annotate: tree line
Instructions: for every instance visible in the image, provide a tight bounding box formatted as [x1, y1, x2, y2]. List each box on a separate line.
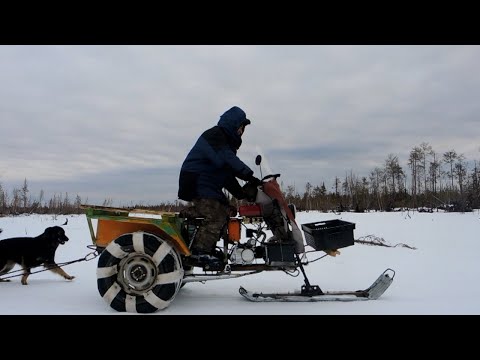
[1, 142, 479, 215]
[0, 180, 185, 216]
[280, 142, 479, 213]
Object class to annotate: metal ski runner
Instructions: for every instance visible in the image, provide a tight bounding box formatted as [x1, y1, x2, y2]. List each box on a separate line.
[239, 268, 395, 302]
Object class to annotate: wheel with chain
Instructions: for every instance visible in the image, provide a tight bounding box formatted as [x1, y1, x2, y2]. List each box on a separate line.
[96, 231, 184, 313]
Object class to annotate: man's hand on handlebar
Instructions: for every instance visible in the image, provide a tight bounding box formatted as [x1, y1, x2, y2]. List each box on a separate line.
[249, 176, 262, 187]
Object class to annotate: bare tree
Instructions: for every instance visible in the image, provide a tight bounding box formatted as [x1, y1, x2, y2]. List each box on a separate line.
[284, 184, 296, 204]
[408, 147, 423, 208]
[11, 188, 21, 214]
[360, 176, 370, 211]
[385, 154, 403, 194]
[74, 195, 82, 213]
[2, 188, 9, 214]
[333, 176, 341, 197]
[21, 178, 29, 209]
[470, 160, 480, 208]
[369, 167, 384, 210]
[304, 182, 312, 210]
[420, 142, 434, 193]
[429, 152, 441, 193]
[443, 150, 458, 191]
[454, 154, 466, 196]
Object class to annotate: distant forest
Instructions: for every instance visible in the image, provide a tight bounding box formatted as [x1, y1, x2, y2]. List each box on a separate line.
[1, 143, 479, 215]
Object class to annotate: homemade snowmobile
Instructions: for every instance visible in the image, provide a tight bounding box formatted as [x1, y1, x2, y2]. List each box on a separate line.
[83, 156, 395, 313]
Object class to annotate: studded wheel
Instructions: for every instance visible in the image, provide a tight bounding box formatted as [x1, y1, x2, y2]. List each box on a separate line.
[96, 231, 184, 313]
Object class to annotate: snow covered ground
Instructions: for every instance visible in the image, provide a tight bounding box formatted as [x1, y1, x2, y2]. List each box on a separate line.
[0, 210, 479, 315]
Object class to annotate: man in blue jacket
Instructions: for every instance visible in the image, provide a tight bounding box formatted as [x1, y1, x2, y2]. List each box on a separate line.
[178, 106, 260, 265]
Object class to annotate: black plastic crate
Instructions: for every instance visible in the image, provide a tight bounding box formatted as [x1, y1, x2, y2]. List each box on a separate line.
[301, 219, 355, 251]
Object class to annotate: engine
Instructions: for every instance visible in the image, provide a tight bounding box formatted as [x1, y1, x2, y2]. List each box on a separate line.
[229, 244, 256, 265]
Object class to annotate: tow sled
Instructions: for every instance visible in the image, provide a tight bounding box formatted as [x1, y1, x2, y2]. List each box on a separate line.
[82, 155, 395, 313]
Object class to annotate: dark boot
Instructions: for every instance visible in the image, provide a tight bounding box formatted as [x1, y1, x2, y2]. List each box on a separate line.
[190, 248, 225, 271]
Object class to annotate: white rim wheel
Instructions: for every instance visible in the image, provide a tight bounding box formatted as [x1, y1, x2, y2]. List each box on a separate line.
[96, 231, 184, 313]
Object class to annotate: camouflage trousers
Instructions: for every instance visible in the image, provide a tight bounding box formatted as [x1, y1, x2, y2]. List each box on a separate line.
[190, 198, 229, 252]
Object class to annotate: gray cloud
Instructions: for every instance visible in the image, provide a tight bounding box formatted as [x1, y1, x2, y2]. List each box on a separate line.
[1, 45, 479, 205]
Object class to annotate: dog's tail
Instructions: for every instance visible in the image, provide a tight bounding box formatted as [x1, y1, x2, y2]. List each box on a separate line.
[0, 228, 2, 234]
[62, 219, 68, 226]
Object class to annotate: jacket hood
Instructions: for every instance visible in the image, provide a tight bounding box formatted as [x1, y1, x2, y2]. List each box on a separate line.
[217, 106, 251, 149]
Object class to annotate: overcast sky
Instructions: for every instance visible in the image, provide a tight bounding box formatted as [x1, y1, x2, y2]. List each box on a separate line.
[1, 45, 479, 206]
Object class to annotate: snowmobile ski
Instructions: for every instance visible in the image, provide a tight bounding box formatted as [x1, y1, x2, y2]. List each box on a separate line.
[239, 268, 395, 302]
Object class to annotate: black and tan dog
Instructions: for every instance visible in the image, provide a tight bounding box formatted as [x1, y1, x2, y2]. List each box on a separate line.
[0, 226, 75, 285]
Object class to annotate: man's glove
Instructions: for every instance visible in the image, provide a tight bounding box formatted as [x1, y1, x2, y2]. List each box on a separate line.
[249, 176, 262, 187]
[243, 182, 258, 202]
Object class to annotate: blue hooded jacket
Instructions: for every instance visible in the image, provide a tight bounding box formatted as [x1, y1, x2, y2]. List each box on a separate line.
[178, 106, 254, 203]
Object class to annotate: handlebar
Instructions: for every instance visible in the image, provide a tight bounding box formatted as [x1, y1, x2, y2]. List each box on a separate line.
[262, 174, 281, 181]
